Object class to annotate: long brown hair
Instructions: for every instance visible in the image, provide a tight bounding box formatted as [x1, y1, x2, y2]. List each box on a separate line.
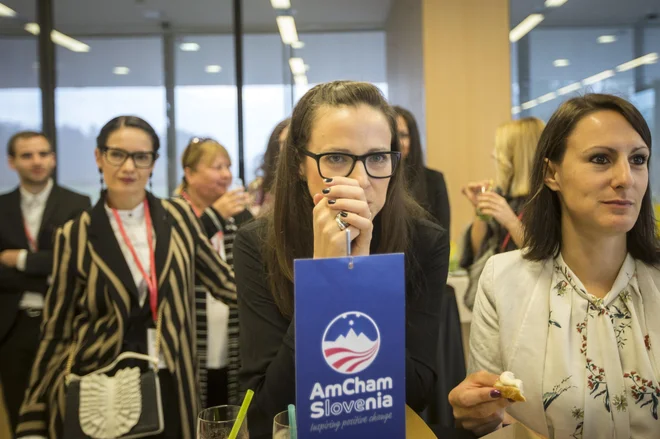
[266, 81, 419, 317]
[523, 94, 659, 263]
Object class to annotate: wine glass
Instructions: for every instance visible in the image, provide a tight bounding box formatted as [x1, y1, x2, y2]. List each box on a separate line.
[197, 405, 248, 439]
[272, 410, 291, 439]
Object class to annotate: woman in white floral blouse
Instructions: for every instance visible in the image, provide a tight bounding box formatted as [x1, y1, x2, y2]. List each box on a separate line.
[449, 94, 660, 439]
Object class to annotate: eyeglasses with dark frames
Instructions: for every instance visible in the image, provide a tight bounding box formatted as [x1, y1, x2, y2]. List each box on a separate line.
[301, 150, 401, 179]
[100, 146, 158, 169]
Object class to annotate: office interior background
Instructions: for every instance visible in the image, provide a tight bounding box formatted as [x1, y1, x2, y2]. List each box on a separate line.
[1, 0, 659, 242]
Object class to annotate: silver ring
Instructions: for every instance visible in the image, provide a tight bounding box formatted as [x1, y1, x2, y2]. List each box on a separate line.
[335, 213, 348, 231]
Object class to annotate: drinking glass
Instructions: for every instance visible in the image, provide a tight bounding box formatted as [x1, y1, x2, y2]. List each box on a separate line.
[475, 181, 493, 221]
[197, 405, 248, 439]
[272, 410, 291, 439]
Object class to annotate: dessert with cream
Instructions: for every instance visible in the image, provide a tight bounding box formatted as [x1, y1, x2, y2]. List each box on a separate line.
[494, 371, 526, 402]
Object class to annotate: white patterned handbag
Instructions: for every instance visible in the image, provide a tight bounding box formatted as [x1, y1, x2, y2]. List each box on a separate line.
[62, 314, 165, 438]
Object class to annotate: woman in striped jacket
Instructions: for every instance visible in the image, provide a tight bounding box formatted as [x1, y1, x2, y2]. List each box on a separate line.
[16, 116, 236, 439]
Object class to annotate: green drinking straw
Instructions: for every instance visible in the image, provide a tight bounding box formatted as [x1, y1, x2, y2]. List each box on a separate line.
[228, 389, 254, 439]
[288, 404, 297, 439]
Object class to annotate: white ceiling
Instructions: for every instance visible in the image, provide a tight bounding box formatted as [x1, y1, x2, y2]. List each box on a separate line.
[0, 0, 658, 37]
[0, 0, 393, 34]
[510, 0, 660, 28]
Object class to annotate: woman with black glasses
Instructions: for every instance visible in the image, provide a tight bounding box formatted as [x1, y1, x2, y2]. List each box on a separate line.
[233, 81, 450, 438]
[17, 116, 236, 439]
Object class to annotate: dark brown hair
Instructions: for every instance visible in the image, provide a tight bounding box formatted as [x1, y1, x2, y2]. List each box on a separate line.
[260, 118, 290, 197]
[266, 81, 419, 317]
[523, 93, 659, 263]
[7, 131, 49, 156]
[393, 106, 428, 207]
[96, 116, 160, 152]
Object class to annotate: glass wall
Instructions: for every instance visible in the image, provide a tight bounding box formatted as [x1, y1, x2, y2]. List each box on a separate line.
[175, 34, 238, 185]
[0, 37, 42, 193]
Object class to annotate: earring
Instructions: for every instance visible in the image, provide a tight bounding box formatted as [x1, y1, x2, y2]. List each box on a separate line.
[149, 174, 153, 193]
[99, 169, 105, 193]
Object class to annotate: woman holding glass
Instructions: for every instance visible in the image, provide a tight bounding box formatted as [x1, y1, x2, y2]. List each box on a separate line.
[450, 95, 660, 437]
[17, 116, 236, 439]
[178, 137, 252, 407]
[233, 81, 450, 438]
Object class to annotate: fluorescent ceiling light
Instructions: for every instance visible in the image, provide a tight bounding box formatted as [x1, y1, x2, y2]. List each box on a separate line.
[510, 14, 544, 42]
[511, 106, 522, 115]
[582, 70, 615, 86]
[537, 92, 557, 104]
[545, 0, 568, 7]
[521, 99, 539, 110]
[291, 41, 305, 49]
[553, 59, 570, 67]
[294, 74, 308, 86]
[113, 66, 130, 75]
[616, 53, 658, 72]
[289, 57, 306, 75]
[271, 0, 291, 9]
[24, 23, 90, 52]
[598, 35, 617, 44]
[0, 3, 17, 17]
[276, 15, 299, 44]
[180, 42, 200, 52]
[205, 65, 222, 73]
[557, 82, 582, 96]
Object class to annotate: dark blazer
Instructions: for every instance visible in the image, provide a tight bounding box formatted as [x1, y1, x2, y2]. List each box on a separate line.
[0, 185, 90, 342]
[423, 168, 451, 232]
[235, 216, 450, 438]
[16, 193, 236, 439]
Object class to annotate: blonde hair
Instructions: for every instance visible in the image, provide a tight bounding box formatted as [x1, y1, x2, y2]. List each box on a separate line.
[176, 138, 230, 194]
[494, 117, 545, 197]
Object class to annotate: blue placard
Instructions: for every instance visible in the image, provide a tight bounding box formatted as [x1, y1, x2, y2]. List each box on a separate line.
[294, 254, 406, 438]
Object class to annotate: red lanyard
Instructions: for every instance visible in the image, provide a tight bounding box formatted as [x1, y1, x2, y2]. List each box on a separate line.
[112, 199, 158, 322]
[23, 218, 38, 252]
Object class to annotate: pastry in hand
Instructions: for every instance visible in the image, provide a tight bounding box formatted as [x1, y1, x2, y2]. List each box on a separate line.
[494, 371, 526, 402]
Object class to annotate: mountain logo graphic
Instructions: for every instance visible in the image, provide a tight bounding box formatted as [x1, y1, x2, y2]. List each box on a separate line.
[321, 311, 381, 374]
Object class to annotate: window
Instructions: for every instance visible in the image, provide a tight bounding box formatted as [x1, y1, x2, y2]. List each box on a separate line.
[0, 37, 42, 193]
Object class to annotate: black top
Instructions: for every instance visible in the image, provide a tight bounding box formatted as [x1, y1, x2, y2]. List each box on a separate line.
[234, 215, 450, 438]
[0, 185, 90, 341]
[423, 167, 451, 232]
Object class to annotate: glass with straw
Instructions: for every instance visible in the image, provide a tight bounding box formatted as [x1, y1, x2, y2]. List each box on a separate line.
[197, 390, 253, 439]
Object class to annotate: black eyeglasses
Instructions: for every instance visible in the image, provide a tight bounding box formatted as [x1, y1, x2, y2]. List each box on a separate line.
[100, 146, 158, 169]
[301, 150, 401, 179]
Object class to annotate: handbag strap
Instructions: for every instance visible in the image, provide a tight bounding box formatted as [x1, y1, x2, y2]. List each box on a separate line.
[65, 305, 164, 379]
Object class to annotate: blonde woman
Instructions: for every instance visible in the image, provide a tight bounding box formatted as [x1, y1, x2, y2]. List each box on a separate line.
[460, 118, 545, 308]
[177, 138, 251, 407]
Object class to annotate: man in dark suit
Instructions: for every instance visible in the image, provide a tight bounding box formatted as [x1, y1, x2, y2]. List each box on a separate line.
[0, 131, 90, 433]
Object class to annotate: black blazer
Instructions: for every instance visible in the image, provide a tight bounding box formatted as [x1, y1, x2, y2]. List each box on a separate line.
[0, 185, 90, 342]
[17, 194, 236, 439]
[424, 168, 451, 232]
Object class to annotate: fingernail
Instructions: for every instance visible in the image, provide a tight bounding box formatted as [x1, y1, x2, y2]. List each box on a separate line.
[340, 211, 348, 218]
[490, 390, 501, 399]
[324, 178, 333, 183]
[322, 188, 331, 194]
[328, 199, 336, 205]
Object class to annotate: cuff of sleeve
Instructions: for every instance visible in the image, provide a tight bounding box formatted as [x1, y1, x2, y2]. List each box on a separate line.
[16, 249, 28, 271]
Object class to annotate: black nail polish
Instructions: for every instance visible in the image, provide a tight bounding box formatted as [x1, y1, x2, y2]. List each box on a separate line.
[340, 211, 348, 218]
[490, 389, 501, 399]
[322, 188, 331, 194]
[324, 178, 333, 183]
[328, 199, 336, 205]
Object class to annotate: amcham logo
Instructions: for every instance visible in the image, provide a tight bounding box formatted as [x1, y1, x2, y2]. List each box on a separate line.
[321, 312, 381, 374]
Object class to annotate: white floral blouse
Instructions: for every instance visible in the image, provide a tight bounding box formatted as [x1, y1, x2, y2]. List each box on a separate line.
[542, 254, 660, 438]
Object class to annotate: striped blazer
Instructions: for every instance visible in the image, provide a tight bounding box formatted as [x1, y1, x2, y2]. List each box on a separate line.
[16, 193, 237, 439]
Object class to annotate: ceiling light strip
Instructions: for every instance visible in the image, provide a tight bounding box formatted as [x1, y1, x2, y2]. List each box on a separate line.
[24, 23, 90, 52]
[276, 15, 299, 45]
[509, 14, 544, 43]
